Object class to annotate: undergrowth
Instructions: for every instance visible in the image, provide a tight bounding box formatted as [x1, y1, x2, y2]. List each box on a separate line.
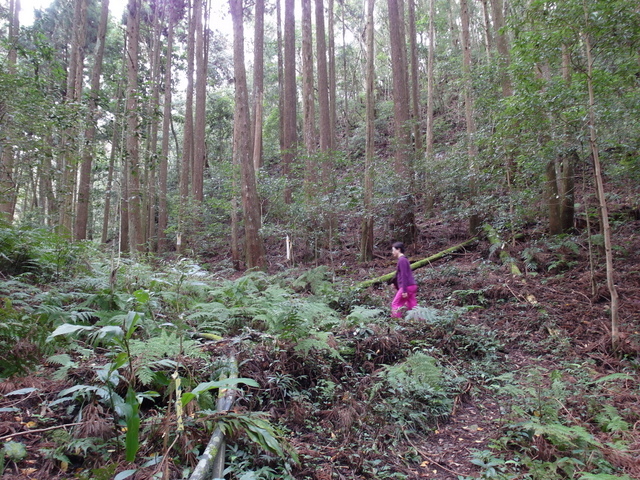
[0, 224, 637, 479]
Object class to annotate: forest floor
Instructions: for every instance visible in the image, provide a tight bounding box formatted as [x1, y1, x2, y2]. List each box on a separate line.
[1, 216, 639, 479]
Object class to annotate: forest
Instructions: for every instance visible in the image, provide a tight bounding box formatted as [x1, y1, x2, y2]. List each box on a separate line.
[0, 0, 639, 479]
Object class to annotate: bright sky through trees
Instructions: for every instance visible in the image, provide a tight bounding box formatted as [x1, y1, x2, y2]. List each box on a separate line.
[19, 0, 128, 25]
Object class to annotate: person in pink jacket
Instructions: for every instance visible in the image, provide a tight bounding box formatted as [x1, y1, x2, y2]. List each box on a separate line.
[391, 242, 418, 318]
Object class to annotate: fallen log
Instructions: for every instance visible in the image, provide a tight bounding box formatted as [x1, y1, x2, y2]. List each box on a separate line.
[189, 355, 238, 480]
[355, 237, 478, 289]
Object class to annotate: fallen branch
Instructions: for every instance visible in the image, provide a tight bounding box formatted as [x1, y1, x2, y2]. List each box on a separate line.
[0, 422, 83, 441]
[354, 237, 478, 290]
[189, 355, 238, 480]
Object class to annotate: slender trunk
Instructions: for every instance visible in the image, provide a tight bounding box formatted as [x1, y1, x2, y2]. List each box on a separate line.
[316, 0, 331, 174]
[424, 0, 435, 213]
[408, 0, 422, 155]
[282, 0, 296, 204]
[158, 2, 175, 253]
[179, 0, 196, 252]
[301, 0, 317, 178]
[546, 160, 562, 235]
[75, 0, 109, 240]
[327, 0, 337, 151]
[60, 0, 87, 235]
[461, 0, 480, 234]
[0, 0, 20, 221]
[276, 0, 285, 161]
[480, 0, 492, 62]
[360, 0, 375, 262]
[193, 0, 206, 203]
[252, 0, 265, 173]
[387, 0, 416, 243]
[582, 14, 619, 350]
[146, 3, 163, 251]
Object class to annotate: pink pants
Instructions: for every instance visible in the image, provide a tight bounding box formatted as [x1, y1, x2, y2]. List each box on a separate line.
[391, 284, 418, 318]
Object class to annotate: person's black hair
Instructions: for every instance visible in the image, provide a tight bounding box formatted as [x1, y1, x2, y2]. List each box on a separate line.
[392, 241, 405, 253]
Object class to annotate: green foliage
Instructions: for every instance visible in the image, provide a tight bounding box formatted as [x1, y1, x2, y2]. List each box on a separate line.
[0, 298, 53, 378]
[2, 441, 27, 462]
[0, 223, 92, 282]
[219, 412, 299, 467]
[373, 353, 457, 432]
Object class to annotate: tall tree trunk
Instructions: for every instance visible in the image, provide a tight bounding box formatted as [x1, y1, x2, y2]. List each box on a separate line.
[252, 0, 265, 173]
[408, 0, 422, 155]
[230, 0, 266, 270]
[158, 1, 175, 253]
[0, 0, 20, 221]
[582, 18, 619, 350]
[125, 0, 144, 253]
[193, 0, 206, 203]
[387, 0, 416, 243]
[276, 0, 285, 166]
[179, 0, 196, 252]
[301, 0, 317, 186]
[102, 118, 122, 244]
[424, 0, 436, 213]
[360, 0, 375, 262]
[480, 0, 493, 62]
[559, 45, 575, 234]
[282, 0, 297, 204]
[75, 0, 109, 241]
[327, 0, 337, 151]
[145, 2, 163, 251]
[59, 0, 87, 235]
[461, 0, 480, 234]
[315, 0, 331, 167]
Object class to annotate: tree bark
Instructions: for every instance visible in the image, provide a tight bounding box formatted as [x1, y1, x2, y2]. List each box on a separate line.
[74, 0, 110, 241]
[461, 0, 480, 235]
[387, 0, 417, 244]
[193, 0, 206, 203]
[582, 20, 619, 350]
[301, 0, 317, 186]
[327, 0, 337, 151]
[546, 160, 562, 235]
[125, 0, 144, 253]
[252, 0, 265, 173]
[360, 0, 376, 262]
[282, 0, 297, 205]
[158, 1, 175, 253]
[179, 0, 196, 252]
[59, 0, 87, 235]
[0, 0, 20, 221]
[408, 0, 422, 155]
[424, 0, 436, 213]
[230, 0, 266, 270]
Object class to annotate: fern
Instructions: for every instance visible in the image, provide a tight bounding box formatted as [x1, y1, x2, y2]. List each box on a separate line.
[519, 418, 602, 450]
[294, 333, 344, 360]
[345, 306, 384, 324]
[382, 352, 442, 390]
[375, 353, 455, 431]
[594, 405, 629, 433]
[291, 266, 335, 296]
